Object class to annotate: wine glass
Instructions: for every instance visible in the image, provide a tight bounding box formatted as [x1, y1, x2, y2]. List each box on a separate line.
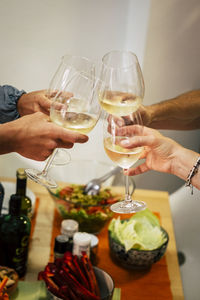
[47, 54, 95, 165]
[25, 72, 103, 189]
[99, 50, 144, 116]
[103, 111, 146, 214]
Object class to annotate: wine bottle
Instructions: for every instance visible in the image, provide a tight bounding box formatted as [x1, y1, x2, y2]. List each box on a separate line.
[0, 194, 31, 278]
[16, 168, 32, 219]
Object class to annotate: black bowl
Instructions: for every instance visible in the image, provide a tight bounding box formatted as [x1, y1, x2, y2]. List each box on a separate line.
[108, 227, 169, 270]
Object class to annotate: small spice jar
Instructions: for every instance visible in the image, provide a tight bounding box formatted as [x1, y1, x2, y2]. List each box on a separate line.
[61, 219, 79, 239]
[72, 232, 91, 257]
[54, 235, 71, 260]
[61, 219, 79, 252]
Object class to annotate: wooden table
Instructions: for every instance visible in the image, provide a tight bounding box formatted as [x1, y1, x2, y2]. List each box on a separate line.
[1, 178, 184, 299]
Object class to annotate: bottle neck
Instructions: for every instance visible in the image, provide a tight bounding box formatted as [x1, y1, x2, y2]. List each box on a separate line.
[9, 195, 22, 216]
[16, 178, 27, 196]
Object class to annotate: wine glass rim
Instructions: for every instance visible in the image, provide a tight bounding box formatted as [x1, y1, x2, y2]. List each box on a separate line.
[61, 54, 95, 66]
[102, 50, 139, 70]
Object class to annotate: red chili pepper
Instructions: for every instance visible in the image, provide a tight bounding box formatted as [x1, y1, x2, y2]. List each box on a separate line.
[43, 273, 60, 298]
[81, 252, 100, 297]
[72, 255, 90, 290]
[63, 252, 83, 281]
[38, 271, 44, 281]
[60, 268, 100, 300]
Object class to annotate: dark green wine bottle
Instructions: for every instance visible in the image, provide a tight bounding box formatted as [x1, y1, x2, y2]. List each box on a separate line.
[16, 168, 32, 219]
[0, 194, 31, 278]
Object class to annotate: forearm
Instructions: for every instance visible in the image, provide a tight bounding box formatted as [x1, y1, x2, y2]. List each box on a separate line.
[147, 90, 200, 130]
[0, 122, 17, 154]
[171, 147, 200, 190]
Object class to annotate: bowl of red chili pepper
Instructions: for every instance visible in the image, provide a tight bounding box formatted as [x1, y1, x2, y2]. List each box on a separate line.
[39, 252, 114, 300]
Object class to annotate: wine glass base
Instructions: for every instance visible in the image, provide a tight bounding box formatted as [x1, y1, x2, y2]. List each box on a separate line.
[51, 149, 71, 166]
[110, 200, 146, 214]
[25, 169, 58, 189]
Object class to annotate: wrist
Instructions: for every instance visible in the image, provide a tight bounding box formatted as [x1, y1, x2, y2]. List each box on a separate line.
[145, 104, 163, 128]
[0, 122, 18, 154]
[171, 147, 199, 181]
[17, 93, 27, 117]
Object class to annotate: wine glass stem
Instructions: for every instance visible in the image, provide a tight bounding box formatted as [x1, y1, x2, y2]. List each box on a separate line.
[124, 170, 132, 203]
[41, 148, 58, 176]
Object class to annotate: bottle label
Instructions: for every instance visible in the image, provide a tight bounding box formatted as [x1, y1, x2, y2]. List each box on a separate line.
[11, 235, 29, 277]
[73, 244, 90, 257]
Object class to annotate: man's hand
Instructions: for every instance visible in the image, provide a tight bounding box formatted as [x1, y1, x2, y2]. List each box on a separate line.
[17, 90, 52, 116]
[0, 112, 88, 161]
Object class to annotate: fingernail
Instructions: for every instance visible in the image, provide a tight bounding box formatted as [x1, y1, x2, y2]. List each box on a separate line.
[121, 139, 130, 146]
[116, 120, 124, 127]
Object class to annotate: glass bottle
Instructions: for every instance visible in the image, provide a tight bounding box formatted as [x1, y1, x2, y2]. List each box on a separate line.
[16, 168, 32, 219]
[0, 194, 31, 278]
[73, 232, 91, 257]
[54, 235, 71, 260]
[61, 219, 79, 252]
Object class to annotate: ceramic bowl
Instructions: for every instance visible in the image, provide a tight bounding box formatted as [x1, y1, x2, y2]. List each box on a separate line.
[46, 266, 114, 300]
[0, 266, 19, 295]
[108, 227, 169, 270]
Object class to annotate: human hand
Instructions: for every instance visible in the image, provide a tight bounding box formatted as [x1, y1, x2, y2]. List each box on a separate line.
[106, 105, 152, 128]
[4, 112, 88, 161]
[17, 90, 52, 116]
[117, 125, 183, 176]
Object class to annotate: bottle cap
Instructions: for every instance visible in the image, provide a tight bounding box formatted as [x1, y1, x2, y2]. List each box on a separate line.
[17, 168, 27, 180]
[54, 235, 69, 254]
[61, 219, 79, 237]
[73, 232, 91, 247]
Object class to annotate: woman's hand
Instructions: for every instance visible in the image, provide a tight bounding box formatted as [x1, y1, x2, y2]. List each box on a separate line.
[118, 125, 183, 175]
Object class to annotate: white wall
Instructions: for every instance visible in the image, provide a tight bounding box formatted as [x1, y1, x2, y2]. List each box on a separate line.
[0, 0, 200, 195]
[0, 0, 150, 91]
[0, 0, 150, 177]
[139, 0, 200, 193]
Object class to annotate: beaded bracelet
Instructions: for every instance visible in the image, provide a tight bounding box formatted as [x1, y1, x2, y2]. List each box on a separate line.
[185, 157, 200, 194]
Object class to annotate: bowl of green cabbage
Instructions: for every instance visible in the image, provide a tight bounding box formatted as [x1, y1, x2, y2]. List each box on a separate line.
[108, 209, 169, 269]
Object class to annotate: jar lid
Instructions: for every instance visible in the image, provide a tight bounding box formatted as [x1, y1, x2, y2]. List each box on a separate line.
[73, 232, 91, 246]
[61, 219, 79, 237]
[54, 235, 69, 254]
[89, 234, 99, 248]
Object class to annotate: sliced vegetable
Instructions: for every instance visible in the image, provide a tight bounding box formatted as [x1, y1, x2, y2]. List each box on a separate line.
[38, 252, 100, 300]
[109, 208, 167, 251]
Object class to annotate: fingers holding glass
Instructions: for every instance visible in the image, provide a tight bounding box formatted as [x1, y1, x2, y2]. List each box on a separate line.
[103, 111, 146, 213]
[25, 70, 103, 189]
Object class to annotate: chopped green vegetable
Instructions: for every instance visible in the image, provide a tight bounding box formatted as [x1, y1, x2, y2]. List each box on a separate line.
[108, 208, 167, 251]
[52, 184, 119, 233]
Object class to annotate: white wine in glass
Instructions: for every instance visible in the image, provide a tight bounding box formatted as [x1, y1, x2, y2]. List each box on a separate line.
[25, 72, 103, 189]
[103, 111, 146, 214]
[99, 51, 144, 116]
[47, 54, 95, 165]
